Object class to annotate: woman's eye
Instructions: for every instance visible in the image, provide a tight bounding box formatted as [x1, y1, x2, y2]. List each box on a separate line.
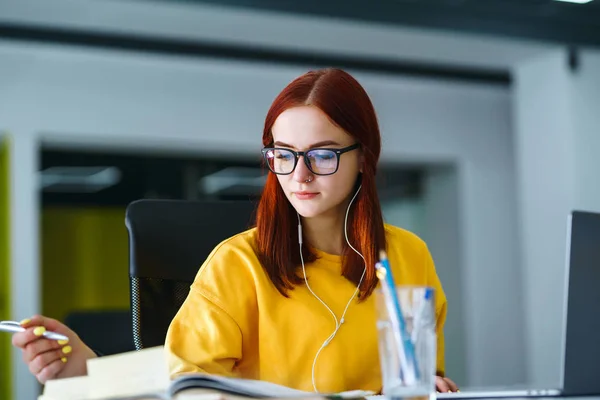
[314, 152, 334, 161]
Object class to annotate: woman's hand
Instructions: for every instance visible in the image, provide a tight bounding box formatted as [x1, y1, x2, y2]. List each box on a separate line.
[11, 315, 98, 384]
[436, 375, 459, 393]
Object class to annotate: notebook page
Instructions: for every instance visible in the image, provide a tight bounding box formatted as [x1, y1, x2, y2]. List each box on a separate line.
[42, 375, 91, 400]
[171, 374, 374, 399]
[207, 375, 314, 397]
[86, 346, 170, 399]
[203, 376, 375, 398]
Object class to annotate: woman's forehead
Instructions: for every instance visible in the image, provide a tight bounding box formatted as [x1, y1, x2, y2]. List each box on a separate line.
[272, 106, 350, 147]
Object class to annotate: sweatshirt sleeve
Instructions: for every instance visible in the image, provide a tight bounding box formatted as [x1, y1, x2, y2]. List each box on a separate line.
[165, 285, 242, 377]
[164, 238, 258, 379]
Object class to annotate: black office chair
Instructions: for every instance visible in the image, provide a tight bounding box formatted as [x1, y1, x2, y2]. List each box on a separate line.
[125, 199, 257, 350]
[64, 309, 135, 355]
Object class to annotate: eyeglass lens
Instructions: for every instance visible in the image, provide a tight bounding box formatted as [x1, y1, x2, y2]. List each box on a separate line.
[264, 149, 338, 175]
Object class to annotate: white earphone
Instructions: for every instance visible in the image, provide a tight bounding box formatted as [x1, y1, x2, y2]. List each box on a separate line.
[297, 184, 366, 393]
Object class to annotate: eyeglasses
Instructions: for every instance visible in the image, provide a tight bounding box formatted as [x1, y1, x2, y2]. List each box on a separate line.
[261, 143, 360, 176]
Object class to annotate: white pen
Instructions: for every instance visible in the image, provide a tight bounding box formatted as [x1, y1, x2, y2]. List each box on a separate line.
[0, 321, 69, 341]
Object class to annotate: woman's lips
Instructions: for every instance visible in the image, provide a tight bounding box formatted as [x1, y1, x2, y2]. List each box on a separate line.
[294, 191, 319, 200]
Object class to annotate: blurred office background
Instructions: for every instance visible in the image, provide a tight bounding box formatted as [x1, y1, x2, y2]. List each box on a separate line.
[1, 0, 600, 398]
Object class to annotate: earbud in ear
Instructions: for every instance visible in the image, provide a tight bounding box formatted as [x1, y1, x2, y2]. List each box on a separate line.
[359, 152, 365, 173]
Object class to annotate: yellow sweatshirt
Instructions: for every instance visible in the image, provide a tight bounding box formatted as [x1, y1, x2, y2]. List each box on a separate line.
[165, 224, 447, 393]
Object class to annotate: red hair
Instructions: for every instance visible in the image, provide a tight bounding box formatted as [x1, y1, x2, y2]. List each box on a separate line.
[254, 68, 386, 300]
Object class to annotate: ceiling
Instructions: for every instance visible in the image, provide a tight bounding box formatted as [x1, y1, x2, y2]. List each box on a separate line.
[161, 0, 600, 48]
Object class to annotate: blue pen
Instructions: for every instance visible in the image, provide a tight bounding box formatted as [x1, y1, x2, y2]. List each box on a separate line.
[375, 262, 406, 384]
[377, 250, 420, 384]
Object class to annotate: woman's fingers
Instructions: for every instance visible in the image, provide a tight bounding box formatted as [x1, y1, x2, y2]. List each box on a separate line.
[436, 375, 450, 392]
[22, 335, 64, 363]
[11, 314, 96, 384]
[12, 315, 71, 350]
[34, 352, 69, 384]
[436, 376, 459, 392]
[15, 315, 73, 383]
[20, 315, 68, 336]
[28, 348, 67, 376]
[12, 326, 48, 349]
[444, 377, 459, 392]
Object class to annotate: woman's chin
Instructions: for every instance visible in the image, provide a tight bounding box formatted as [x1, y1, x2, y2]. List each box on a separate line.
[291, 201, 324, 219]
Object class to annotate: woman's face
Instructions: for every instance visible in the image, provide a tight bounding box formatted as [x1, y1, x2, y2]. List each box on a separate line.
[270, 106, 362, 220]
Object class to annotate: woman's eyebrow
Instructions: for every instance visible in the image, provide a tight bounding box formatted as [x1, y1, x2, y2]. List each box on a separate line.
[273, 140, 341, 149]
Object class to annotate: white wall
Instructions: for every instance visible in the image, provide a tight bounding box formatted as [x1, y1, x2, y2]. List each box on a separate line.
[422, 167, 467, 387]
[513, 50, 576, 388]
[0, 37, 522, 398]
[572, 52, 600, 212]
[4, 131, 41, 400]
[513, 47, 600, 388]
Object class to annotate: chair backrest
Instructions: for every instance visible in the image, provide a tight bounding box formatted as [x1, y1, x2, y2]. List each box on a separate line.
[64, 309, 135, 355]
[125, 199, 256, 350]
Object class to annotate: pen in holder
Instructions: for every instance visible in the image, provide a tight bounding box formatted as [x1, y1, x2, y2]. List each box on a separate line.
[374, 252, 436, 397]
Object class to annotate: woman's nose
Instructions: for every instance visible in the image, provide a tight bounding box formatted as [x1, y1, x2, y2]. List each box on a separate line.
[293, 155, 313, 183]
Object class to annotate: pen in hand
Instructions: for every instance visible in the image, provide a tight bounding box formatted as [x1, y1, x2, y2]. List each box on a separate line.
[0, 320, 69, 341]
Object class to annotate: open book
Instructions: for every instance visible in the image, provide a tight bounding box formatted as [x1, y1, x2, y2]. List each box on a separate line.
[39, 346, 376, 400]
[169, 374, 374, 399]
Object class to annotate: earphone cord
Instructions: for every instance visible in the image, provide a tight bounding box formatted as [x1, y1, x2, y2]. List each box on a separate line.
[297, 185, 366, 393]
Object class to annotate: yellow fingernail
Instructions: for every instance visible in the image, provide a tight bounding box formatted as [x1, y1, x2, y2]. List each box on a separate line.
[62, 345, 72, 354]
[448, 391, 453, 393]
[57, 339, 69, 345]
[61, 357, 67, 363]
[19, 318, 31, 325]
[33, 326, 46, 336]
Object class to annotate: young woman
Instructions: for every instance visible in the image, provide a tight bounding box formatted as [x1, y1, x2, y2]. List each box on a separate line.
[13, 68, 458, 393]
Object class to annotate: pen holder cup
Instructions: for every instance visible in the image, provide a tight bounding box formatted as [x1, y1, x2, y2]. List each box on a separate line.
[375, 285, 437, 398]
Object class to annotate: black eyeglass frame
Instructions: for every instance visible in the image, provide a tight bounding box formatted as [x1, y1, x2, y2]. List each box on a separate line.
[261, 143, 360, 176]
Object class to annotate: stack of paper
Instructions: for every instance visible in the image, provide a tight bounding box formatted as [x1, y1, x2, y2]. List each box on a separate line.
[38, 346, 171, 400]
